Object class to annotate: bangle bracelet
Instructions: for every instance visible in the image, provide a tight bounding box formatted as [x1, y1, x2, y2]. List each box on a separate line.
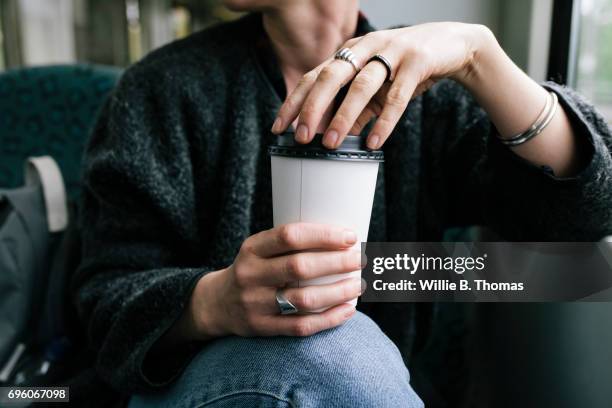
[497, 91, 558, 147]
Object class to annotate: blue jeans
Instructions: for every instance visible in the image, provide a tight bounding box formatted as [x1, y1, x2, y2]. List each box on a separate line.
[129, 312, 423, 407]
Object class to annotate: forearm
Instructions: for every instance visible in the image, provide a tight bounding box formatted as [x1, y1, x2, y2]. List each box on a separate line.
[459, 27, 589, 177]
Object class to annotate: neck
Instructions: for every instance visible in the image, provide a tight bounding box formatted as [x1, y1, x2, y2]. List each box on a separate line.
[262, 2, 359, 89]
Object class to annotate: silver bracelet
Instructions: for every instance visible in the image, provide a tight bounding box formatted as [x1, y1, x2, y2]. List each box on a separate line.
[497, 91, 559, 147]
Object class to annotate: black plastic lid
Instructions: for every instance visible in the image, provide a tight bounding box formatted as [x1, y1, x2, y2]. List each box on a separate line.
[268, 133, 384, 162]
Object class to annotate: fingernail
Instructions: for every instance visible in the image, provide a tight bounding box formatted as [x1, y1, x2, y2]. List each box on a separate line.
[324, 129, 338, 148]
[343, 230, 357, 245]
[271, 117, 282, 134]
[360, 278, 367, 294]
[296, 124, 309, 143]
[361, 253, 368, 268]
[368, 134, 380, 149]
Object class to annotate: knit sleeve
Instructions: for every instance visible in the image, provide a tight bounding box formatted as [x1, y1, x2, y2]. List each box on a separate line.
[71, 66, 213, 394]
[436, 80, 612, 241]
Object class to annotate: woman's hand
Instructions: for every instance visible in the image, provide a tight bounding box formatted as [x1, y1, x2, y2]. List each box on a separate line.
[270, 22, 584, 176]
[182, 223, 362, 341]
[271, 22, 495, 149]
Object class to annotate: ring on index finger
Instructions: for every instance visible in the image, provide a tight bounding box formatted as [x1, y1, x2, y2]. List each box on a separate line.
[334, 48, 361, 73]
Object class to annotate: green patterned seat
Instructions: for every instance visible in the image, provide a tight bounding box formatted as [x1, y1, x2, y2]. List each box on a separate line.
[0, 64, 122, 198]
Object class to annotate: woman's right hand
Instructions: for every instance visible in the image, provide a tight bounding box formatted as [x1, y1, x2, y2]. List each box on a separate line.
[186, 223, 363, 340]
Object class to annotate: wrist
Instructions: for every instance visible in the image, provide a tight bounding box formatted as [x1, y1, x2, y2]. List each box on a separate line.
[454, 24, 502, 89]
[189, 269, 228, 341]
[148, 271, 222, 351]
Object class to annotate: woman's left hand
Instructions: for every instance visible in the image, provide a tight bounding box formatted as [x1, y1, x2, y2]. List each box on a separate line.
[271, 22, 496, 149]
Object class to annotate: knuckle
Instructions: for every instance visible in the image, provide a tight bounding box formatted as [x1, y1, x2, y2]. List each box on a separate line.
[296, 289, 315, 310]
[316, 227, 334, 246]
[319, 65, 338, 82]
[282, 95, 298, 112]
[352, 73, 375, 92]
[238, 290, 252, 308]
[474, 23, 494, 39]
[301, 70, 318, 85]
[278, 224, 301, 248]
[343, 36, 360, 48]
[239, 237, 256, 256]
[342, 252, 358, 271]
[342, 281, 357, 300]
[376, 116, 394, 129]
[300, 101, 317, 118]
[386, 86, 410, 107]
[397, 32, 413, 48]
[375, 116, 395, 134]
[288, 254, 309, 280]
[319, 226, 334, 244]
[341, 285, 353, 301]
[331, 112, 351, 131]
[363, 31, 378, 42]
[408, 43, 431, 64]
[233, 264, 251, 287]
[293, 320, 314, 337]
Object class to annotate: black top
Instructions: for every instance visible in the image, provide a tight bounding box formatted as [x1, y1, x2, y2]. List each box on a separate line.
[72, 11, 612, 406]
[269, 133, 384, 161]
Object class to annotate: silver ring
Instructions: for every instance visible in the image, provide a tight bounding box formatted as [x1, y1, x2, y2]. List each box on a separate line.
[334, 47, 360, 72]
[276, 289, 298, 315]
[367, 54, 394, 82]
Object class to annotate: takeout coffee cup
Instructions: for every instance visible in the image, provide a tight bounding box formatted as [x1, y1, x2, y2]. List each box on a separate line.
[268, 133, 384, 308]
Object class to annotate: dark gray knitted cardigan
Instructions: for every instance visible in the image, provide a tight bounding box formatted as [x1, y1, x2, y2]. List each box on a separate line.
[72, 12, 612, 400]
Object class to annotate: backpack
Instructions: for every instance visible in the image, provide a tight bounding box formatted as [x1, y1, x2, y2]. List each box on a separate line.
[0, 156, 70, 385]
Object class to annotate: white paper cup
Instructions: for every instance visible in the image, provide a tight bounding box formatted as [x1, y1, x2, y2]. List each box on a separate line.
[269, 133, 383, 309]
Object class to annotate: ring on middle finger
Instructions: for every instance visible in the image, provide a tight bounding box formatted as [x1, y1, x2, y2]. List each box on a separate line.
[366, 54, 394, 82]
[276, 288, 299, 315]
[334, 47, 361, 73]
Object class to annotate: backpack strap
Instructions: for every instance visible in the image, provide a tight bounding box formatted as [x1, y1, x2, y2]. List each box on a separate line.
[24, 156, 68, 233]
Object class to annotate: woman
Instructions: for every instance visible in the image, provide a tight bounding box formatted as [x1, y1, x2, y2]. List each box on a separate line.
[73, 0, 612, 406]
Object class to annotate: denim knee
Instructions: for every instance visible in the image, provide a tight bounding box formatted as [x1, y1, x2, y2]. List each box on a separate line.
[130, 312, 423, 408]
[284, 311, 423, 407]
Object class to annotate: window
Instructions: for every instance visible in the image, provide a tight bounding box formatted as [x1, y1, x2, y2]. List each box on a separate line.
[0, 5, 5, 70]
[573, 0, 612, 121]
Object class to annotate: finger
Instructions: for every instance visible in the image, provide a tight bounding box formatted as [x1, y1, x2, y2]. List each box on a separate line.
[278, 277, 363, 313]
[367, 62, 420, 149]
[348, 104, 378, 136]
[246, 278, 362, 315]
[413, 78, 437, 98]
[245, 223, 358, 258]
[348, 84, 389, 135]
[350, 83, 391, 136]
[271, 62, 329, 134]
[294, 35, 385, 144]
[272, 37, 362, 135]
[254, 249, 362, 287]
[295, 60, 357, 143]
[323, 61, 389, 147]
[260, 302, 357, 337]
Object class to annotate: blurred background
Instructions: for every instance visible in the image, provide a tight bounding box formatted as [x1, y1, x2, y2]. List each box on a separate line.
[1, 2, 611, 407]
[0, 0, 610, 120]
